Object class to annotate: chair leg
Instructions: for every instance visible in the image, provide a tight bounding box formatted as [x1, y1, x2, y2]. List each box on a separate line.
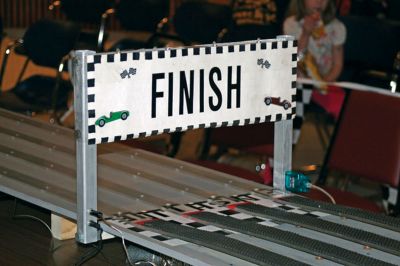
[167, 132, 183, 157]
[0, 44, 12, 93]
[59, 104, 74, 125]
[199, 128, 212, 160]
[314, 112, 329, 150]
[97, 8, 115, 52]
[49, 67, 64, 124]
[317, 90, 351, 185]
[0, 39, 23, 93]
[49, 72, 62, 124]
[15, 58, 30, 85]
[339, 174, 351, 191]
[50, 57, 70, 124]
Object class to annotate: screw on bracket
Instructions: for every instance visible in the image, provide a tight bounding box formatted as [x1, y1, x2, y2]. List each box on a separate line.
[74, 130, 81, 140]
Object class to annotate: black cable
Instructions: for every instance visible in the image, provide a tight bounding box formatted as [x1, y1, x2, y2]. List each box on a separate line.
[74, 222, 104, 266]
[74, 244, 102, 266]
[9, 198, 68, 253]
[89, 209, 172, 266]
[9, 201, 106, 264]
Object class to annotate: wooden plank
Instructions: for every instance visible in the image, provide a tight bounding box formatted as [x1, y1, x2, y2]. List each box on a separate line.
[51, 214, 76, 240]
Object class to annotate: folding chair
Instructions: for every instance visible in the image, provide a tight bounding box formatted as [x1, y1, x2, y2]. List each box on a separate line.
[107, 0, 170, 51]
[309, 16, 400, 147]
[340, 15, 400, 89]
[0, 19, 80, 118]
[173, 1, 232, 44]
[193, 122, 275, 184]
[200, 122, 275, 160]
[387, 0, 400, 21]
[308, 89, 400, 214]
[49, 0, 114, 51]
[178, 82, 310, 185]
[219, 0, 290, 42]
[0, 16, 3, 42]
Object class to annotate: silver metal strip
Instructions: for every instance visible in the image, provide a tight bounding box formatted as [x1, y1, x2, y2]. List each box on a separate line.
[0, 108, 73, 136]
[228, 233, 338, 266]
[72, 50, 98, 244]
[273, 119, 293, 192]
[321, 215, 400, 241]
[279, 223, 400, 265]
[0, 181, 76, 220]
[111, 149, 261, 192]
[100, 222, 257, 266]
[273, 35, 295, 192]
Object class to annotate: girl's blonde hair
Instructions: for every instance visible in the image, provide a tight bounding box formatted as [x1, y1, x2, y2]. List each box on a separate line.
[287, 0, 337, 24]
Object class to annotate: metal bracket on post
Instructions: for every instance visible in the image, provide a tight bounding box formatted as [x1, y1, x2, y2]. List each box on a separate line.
[273, 35, 295, 192]
[70, 50, 98, 244]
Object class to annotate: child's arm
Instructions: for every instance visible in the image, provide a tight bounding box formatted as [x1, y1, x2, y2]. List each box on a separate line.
[298, 31, 311, 54]
[323, 45, 344, 82]
[298, 13, 322, 52]
[298, 14, 319, 52]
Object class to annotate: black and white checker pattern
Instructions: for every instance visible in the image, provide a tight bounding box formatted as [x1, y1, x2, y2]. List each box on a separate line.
[166, 194, 331, 224]
[85, 39, 297, 145]
[382, 184, 400, 216]
[105, 192, 335, 250]
[105, 211, 190, 247]
[230, 193, 331, 218]
[293, 82, 313, 144]
[137, 203, 281, 234]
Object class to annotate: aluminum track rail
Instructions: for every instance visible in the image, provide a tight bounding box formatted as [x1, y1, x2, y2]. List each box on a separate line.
[1, 108, 400, 265]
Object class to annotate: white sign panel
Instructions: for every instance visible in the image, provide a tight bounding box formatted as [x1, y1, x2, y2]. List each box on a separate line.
[86, 39, 297, 144]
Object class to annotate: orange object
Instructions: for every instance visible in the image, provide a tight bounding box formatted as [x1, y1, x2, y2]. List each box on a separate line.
[301, 53, 328, 93]
[312, 19, 326, 39]
[309, 12, 326, 39]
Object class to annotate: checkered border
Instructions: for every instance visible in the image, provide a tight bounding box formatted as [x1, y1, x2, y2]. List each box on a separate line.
[293, 82, 313, 144]
[105, 210, 189, 247]
[106, 196, 330, 244]
[382, 184, 400, 215]
[85, 39, 298, 144]
[230, 193, 330, 218]
[104, 189, 338, 250]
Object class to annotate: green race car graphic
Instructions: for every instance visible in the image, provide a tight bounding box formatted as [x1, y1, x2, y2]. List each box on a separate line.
[95, 110, 130, 127]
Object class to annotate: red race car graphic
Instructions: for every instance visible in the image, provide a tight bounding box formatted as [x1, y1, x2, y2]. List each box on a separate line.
[264, 97, 291, 110]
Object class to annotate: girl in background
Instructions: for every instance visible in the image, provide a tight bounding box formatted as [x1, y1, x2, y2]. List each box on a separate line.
[284, 0, 346, 82]
[284, 0, 347, 119]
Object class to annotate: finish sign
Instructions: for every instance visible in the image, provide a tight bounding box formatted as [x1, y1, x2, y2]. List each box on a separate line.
[84, 38, 297, 144]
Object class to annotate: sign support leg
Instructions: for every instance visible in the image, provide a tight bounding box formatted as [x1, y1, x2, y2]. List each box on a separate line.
[71, 50, 98, 244]
[273, 119, 293, 192]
